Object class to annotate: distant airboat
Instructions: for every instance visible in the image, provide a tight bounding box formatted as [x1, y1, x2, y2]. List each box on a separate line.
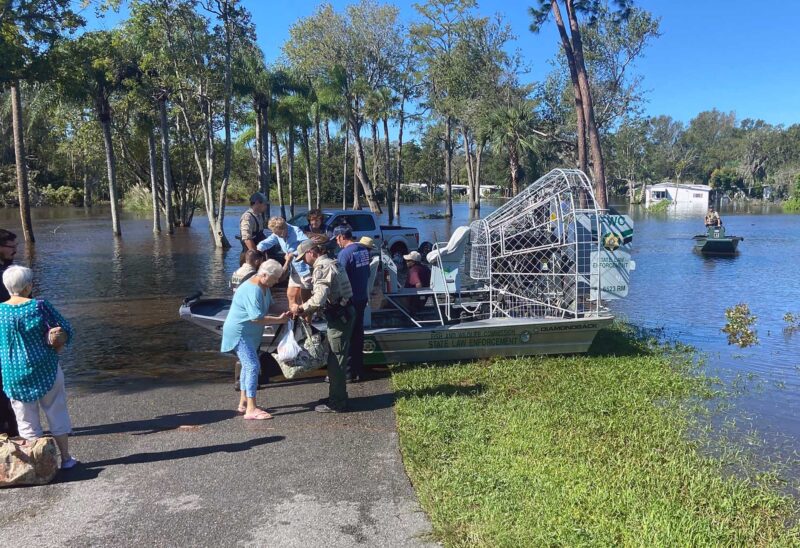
[180, 169, 636, 367]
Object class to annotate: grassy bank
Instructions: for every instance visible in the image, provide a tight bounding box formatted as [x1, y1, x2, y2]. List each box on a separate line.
[392, 327, 799, 546]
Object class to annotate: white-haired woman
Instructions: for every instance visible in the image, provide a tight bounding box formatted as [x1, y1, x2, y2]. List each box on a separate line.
[221, 259, 290, 420]
[0, 265, 76, 468]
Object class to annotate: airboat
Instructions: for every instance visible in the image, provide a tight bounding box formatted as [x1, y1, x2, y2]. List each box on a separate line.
[180, 169, 636, 366]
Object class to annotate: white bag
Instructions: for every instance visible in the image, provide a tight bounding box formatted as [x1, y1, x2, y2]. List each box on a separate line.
[274, 320, 329, 379]
[276, 319, 302, 363]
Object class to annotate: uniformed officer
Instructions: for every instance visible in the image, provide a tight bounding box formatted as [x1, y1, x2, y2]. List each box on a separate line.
[704, 206, 721, 227]
[291, 239, 355, 413]
[239, 192, 268, 264]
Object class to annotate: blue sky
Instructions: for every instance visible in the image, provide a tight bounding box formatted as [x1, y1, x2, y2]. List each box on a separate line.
[81, 0, 800, 126]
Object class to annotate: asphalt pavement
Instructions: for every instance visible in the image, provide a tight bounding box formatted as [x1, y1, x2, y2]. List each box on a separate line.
[0, 374, 435, 547]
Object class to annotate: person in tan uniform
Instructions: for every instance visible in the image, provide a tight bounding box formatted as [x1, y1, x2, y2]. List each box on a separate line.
[704, 206, 721, 227]
[239, 192, 268, 264]
[290, 239, 354, 413]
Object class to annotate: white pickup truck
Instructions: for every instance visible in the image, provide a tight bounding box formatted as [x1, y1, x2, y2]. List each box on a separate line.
[288, 209, 420, 257]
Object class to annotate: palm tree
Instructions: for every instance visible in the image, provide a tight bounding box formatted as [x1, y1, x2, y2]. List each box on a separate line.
[489, 102, 539, 196]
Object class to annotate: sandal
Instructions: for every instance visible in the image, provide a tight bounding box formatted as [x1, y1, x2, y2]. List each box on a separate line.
[243, 409, 273, 420]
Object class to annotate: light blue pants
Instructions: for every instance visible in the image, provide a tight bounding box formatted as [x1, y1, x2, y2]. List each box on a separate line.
[235, 339, 260, 398]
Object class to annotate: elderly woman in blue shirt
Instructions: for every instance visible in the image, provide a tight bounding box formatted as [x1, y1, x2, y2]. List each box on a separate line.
[0, 265, 76, 469]
[257, 216, 311, 308]
[222, 259, 290, 420]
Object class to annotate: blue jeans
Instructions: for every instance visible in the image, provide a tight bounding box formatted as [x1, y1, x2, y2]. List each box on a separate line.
[235, 339, 260, 398]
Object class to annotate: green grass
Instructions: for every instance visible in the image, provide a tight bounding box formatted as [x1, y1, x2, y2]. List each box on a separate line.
[392, 327, 800, 546]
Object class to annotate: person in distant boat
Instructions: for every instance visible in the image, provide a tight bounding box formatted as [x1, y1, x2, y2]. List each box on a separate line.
[221, 260, 290, 420]
[705, 206, 721, 227]
[257, 217, 311, 308]
[239, 192, 269, 264]
[231, 250, 265, 290]
[301, 209, 327, 236]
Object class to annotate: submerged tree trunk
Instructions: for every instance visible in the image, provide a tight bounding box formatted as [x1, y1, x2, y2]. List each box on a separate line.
[158, 97, 175, 233]
[371, 121, 379, 189]
[394, 104, 405, 220]
[349, 117, 380, 213]
[301, 127, 313, 210]
[147, 127, 162, 234]
[98, 101, 122, 237]
[352, 144, 360, 210]
[10, 82, 34, 243]
[287, 130, 295, 218]
[342, 126, 348, 210]
[551, 2, 588, 175]
[564, 0, 607, 208]
[475, 138, 486, 212]
[509, 144, 521, 197]
[382, 116, 393, 224]
[314, 109, 322, 209]
[444, 116, 453, 218]
[271, 130, 286, 219]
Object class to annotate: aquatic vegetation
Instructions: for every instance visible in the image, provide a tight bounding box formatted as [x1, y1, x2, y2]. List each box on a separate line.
[784, 312, 800, 333]
[722, 303, 759, 347]
[392, 326, 798, 545]
[647, 198, 672, 213]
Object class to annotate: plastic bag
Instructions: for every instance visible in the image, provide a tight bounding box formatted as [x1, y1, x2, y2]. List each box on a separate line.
[276, 319, 302, 363]
[274, 320, 329, 379]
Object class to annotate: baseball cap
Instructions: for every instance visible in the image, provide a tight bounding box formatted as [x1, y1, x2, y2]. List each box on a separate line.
[294, 239, 319, 261]
[403, 251, 422, 262]
[250, 192, 267, 205]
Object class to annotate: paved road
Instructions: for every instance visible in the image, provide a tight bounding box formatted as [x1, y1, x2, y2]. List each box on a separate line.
[1, 374, 434, 547]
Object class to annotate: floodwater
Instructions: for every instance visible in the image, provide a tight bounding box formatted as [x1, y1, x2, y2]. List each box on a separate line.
[1, 200, 799, 460]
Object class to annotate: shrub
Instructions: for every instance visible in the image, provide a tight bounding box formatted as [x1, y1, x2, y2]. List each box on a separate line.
[722, 303, 758, 347]
[647, 199, 672, 213]
[122, 185, 154, 214]
[39, 184, 82, 207]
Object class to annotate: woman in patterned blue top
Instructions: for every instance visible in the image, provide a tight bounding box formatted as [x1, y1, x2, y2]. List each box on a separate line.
[0, 265, 77, 469]
[221, 260, 290, 420]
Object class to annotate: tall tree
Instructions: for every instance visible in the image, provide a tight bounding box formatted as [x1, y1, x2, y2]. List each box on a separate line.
[530, 0, 637, 208]
[285, 1, 405, 214]
[1, 0, 83, 242]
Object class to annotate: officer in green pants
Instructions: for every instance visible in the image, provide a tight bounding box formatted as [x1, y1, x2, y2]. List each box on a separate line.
[291, 239, 355, 413]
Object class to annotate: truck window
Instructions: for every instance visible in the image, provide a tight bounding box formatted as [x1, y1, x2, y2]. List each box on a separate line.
[333, 214, 375, 232]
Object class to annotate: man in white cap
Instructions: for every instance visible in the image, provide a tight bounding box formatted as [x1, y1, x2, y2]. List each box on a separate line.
[403, 251, 431, 289]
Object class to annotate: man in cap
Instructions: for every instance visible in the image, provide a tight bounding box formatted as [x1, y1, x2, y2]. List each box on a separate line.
[333, 225, 371, 382]
[403, 251, 431, 289]
[403, 250, 431, 313]
[291, 239, 355, 413]
[239, 192, 269, 264]
[704, 205, 721, 227]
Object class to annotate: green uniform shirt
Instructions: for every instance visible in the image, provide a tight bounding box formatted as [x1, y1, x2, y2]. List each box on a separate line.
[303, 256, 353, 314]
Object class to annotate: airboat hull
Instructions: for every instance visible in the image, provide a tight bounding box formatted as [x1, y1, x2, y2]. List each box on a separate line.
[179, 298, 611, 365]
[362, 316, 611, 365]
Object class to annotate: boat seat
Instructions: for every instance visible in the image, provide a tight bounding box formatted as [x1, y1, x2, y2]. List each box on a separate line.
[426, 225, 470, 293]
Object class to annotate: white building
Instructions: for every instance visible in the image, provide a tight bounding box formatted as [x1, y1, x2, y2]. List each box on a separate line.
[644, 182, 711, 208]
